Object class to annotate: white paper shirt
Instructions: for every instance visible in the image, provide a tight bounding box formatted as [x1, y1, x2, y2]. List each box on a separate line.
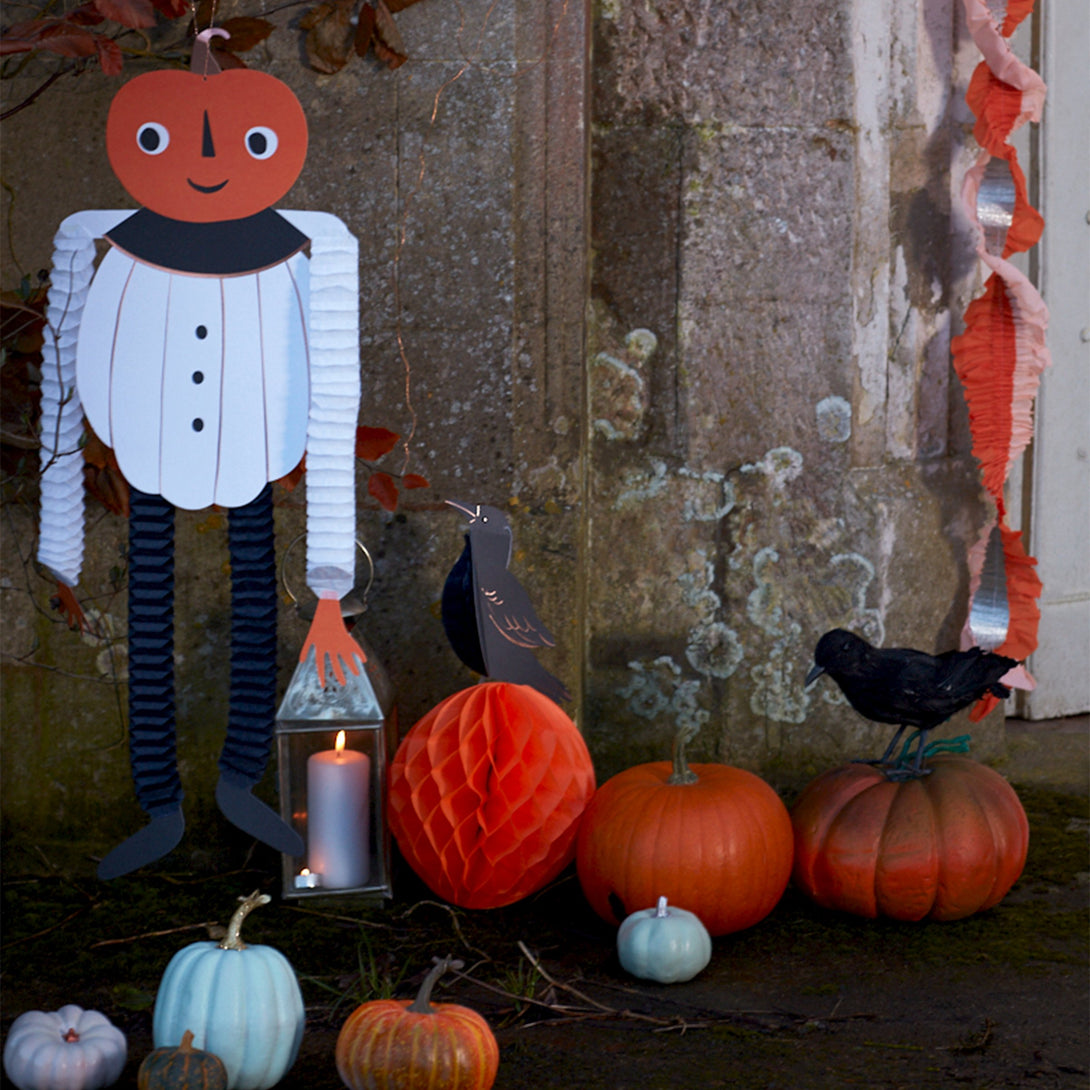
[77, 248, 310, 511]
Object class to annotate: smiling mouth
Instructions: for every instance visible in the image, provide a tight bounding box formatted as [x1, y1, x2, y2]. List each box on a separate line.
[187, 178, 229, 193]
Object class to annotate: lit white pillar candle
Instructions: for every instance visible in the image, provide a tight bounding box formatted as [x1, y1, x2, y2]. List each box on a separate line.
[306, 730, 370, 889]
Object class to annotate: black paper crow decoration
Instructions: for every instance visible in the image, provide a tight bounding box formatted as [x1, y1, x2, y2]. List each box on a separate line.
[441, 500, 571, 705]
[805, 628, 1018, 778]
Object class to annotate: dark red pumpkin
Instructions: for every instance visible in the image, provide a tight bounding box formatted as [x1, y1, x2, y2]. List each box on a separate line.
[388, 682, 596, 909]
[576, 727, 794, 936]
[791, 756, 1029, 921]
[106, 65, 307, 223]
[335, 957, 498, 1090]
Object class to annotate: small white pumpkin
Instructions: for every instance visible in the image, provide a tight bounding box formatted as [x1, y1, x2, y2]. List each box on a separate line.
[616, 895, 713, 983]
[152, 891, 303, 1090]
[3, 1004, 127, 1090]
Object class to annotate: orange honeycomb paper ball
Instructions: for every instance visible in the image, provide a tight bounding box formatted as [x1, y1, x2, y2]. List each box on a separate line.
[388, 682, 596, 909]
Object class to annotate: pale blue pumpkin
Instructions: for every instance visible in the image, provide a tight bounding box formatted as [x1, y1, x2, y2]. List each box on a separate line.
[152, 892, 304, 1090]
[616, 895, 712, 983]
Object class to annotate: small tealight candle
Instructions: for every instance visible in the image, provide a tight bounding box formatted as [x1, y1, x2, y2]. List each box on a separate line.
[306, 731, 371, 889]
[293, 868, 322, 890]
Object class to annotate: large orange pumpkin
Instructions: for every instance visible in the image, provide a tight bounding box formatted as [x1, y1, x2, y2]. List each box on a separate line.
[336, 957, 498, 1090]
[791, 756, 1029, 921]
[575, 728, 794, 936]
[388, 682, 596, 909]
[106, 61, 308, 223]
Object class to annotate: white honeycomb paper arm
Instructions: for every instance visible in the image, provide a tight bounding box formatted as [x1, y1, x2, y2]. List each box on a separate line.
[36, 213, 124, 586]
[282, 211, 361, 602]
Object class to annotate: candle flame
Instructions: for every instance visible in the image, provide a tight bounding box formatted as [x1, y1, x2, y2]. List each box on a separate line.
[300, 868, 311, 877]
[335, 730, 346, 754]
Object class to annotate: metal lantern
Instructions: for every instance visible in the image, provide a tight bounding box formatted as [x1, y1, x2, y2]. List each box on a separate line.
[276, 541, 396, 899]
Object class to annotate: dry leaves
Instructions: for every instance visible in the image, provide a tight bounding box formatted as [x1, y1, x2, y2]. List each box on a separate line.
[302, 0, 425, 74]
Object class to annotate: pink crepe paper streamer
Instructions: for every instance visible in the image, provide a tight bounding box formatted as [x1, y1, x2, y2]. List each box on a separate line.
[956, 0, 1049, 713]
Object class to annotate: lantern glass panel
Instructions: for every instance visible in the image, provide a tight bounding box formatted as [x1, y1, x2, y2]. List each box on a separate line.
[276, 640, 396, 899]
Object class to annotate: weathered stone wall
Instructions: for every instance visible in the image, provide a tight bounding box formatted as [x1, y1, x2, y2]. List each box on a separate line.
[0, 0, 1001, 860]
[582, 0, 995, 779]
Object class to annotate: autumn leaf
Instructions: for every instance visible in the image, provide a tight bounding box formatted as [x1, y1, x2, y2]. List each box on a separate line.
[402, 473, 429, 490]
[95, 35, 123, 74]
[368, 471, 399, 511]
[66, 4, 108, 26]
[216, 16, 274, 52]
[149, 0, 188, 15]
[82, 430, 130, 515]
[93, 0, 156, 29]
[370, 0, 406, 68]
[300, 0, 356, 74]
[355, 425, 400, 462]
[208, 44, 247, 68]
[0, 21, 97, 59]
[277, 456, 306, 492]
[353, 2, 375, 58]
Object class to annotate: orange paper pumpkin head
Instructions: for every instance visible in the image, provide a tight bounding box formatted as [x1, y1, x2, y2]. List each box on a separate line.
[388, 682, 596, 909]
[105, 42, 308, 223]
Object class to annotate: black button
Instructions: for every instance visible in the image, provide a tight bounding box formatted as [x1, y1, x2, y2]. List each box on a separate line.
[192, 371, 204, 384]
[192, 418, 204, 432]
[195, 325, 208, 339]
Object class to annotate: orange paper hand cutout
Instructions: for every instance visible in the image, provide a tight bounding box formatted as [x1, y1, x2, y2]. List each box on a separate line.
[51, 582, 88, 633]
[301, 595, 366, 688]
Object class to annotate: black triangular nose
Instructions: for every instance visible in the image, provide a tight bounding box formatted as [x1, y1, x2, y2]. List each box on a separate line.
[201, 110, 215, 158]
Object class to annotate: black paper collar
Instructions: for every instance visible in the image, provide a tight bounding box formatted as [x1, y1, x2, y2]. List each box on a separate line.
[104, 208, 309, 276]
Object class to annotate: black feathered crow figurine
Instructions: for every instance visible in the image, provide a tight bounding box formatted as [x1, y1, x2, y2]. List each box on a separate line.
[806, 628, 1018, 778]
[441, 500, 571, 705]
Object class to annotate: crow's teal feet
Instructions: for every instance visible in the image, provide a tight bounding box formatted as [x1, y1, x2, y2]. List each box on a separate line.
[216, 779, 304, 856]
[97, 808, 185, 879]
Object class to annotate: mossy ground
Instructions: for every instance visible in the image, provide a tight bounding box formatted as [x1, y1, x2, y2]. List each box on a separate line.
[2, 783, 1086, 1089]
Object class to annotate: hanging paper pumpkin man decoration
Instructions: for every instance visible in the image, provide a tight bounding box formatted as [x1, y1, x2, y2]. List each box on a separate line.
[37, 30, 366, 879]
[388, 682, 596, 909]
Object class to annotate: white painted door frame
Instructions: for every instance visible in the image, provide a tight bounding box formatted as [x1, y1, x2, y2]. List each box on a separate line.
[1011, 0, 1090, 718]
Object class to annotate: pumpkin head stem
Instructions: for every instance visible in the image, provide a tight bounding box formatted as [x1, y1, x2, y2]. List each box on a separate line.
[407, 956, 466, 1015]
[667, 723, 700, 786]
[179, 1029, 196, 1052]
[63, 1027, 80, 1043]
[655, 895, 670, 918]
[219, 890, 271, 951]
[192, 27, 229, 78]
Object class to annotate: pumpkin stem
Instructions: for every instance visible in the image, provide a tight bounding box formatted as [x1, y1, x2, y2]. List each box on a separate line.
[407, 956, 465, 1015]
[667, 722, 700, 785]
[219, 890, 271, 951]
[63, 1027, 80, 1043]
[656, 895, 670, 917]
[179, 1030, 195, 1052]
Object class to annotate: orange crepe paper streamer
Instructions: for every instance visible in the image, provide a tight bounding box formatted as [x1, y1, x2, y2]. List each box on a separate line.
[962, 520, 1042, 720]
[956, 0, 1049, 685]
[388, 682, 596, 909]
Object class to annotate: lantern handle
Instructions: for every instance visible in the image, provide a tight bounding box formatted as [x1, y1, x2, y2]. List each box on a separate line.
[280, 535, 375, 621]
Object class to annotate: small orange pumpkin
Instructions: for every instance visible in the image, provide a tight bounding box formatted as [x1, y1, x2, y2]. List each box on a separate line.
[576, 725, 794, 936]
[791, 756, 1029, 921]
[335, 957, 499, 1090]
[105, 51, 307, 223]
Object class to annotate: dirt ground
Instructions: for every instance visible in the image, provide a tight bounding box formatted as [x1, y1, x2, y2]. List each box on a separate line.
[2, 780, 1087, 1090]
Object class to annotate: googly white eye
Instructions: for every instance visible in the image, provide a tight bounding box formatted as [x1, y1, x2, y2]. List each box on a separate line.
[136, 122, 170, 155]
[244, 126, 279, 160]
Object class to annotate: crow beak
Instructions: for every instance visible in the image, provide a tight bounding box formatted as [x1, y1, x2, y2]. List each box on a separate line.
[805, 663, 825, 686]
[444, 499, 477, 522]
